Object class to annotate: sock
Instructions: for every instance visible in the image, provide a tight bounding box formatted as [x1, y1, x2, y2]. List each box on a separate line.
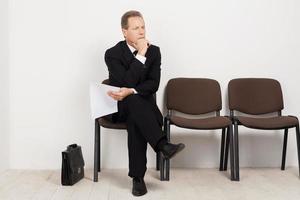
[155, 137, 168, 152]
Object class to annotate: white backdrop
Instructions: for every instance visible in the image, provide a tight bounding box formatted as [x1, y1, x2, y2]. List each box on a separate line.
[0, 0, 9, 172]
[3, 0, 300, 170]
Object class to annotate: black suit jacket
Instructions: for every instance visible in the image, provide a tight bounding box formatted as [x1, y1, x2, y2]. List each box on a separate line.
[104, 41, 163, 125]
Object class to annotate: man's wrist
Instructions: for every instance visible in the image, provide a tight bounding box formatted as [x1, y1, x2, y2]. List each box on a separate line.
[138, 47, 147, 56]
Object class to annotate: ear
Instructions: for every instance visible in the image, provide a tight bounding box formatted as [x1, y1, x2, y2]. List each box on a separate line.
[122, 29, 127, 39]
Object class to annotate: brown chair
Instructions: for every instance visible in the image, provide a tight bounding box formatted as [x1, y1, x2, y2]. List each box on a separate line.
[228, 78, 300, 181]
[161, 78, 235, 181]
[93, 79, 161, 182]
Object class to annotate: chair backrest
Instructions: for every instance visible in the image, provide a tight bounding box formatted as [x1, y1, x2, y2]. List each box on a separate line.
[102, 79, 110, 85]
[228, 78, 284, 115]
[166, 78, 222, 115]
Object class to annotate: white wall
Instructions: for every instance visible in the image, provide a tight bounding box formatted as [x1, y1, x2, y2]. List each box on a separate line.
[8, 0, 300, 170]
[0, 0, 10, 172]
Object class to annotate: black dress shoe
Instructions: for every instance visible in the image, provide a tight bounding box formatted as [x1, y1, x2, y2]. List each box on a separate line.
[132, 177, 147, 196]
[161, 143, 185, 159]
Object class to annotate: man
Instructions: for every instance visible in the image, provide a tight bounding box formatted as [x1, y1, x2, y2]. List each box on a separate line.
[105, 10, 185, 196]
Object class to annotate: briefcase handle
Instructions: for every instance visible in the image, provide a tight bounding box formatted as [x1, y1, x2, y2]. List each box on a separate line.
[67, 144, 79, 151]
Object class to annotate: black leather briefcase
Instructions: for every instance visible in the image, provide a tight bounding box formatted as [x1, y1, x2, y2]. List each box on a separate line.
[61, 144, 85, 186]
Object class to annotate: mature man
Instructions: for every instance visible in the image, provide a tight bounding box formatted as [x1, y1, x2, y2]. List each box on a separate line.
[105, 10, 185, 196]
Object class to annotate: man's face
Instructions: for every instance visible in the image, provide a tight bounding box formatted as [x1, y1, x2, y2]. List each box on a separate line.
[122, 16, 146, 45]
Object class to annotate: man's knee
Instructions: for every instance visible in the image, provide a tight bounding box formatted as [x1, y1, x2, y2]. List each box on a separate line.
[123, 95, 144, 107]
[123, 95, 152, 115]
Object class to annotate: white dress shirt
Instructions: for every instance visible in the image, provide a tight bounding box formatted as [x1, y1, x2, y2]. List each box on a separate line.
[127, 43, 146, 64]
[126, 43, 147, 94]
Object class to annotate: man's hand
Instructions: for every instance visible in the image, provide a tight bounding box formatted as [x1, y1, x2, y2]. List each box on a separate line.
[133, 38, 150, 56]
[107, 87, 134, 101]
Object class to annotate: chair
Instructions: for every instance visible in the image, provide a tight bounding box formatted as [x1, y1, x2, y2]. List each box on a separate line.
[161, 78, 235, 181]
[228, 78, 300, 181]
[93, 79, 161, 182]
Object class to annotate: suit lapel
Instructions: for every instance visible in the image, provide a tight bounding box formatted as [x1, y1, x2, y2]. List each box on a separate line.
[120, 41, 135, 68]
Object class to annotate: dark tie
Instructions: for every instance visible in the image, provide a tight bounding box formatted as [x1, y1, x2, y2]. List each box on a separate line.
[133, 50, 138, 56]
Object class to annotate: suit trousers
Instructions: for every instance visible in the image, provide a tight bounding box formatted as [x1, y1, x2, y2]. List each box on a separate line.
[117, 95, 165, 178]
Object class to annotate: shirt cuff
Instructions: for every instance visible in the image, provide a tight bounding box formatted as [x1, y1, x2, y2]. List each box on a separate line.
[131, 88, 138, 94]
[135, 54, 146, 64]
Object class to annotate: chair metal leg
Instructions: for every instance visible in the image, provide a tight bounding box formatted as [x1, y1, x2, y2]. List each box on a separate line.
[234, 121, 240, 181]
[94, 119, 100, 182]
[166, 158, 170, 180]
[160, 117, 171, 181]
[160, 152, 164, 181]
[281, 128, 288, 170]
[160, 117, 169, 181]
[156, 152, 160, 171]
[160, 154, 169, 181]
[296, 125, 300, 178]
[166, 118, 171, 181]
[219, 128, 226, 171]
[166, 119, 171, 142]
[157, 122, 166, 171]
[229, 124, 235, 181]
[160, 118, 166, 180]
[224, 126, 230, 171]
[98, 126, 101, 172]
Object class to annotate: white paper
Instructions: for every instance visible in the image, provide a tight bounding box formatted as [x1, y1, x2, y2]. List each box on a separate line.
[89, 83, 120, 119]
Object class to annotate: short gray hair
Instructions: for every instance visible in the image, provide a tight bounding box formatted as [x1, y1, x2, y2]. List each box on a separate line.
[121, 10, 143, 29]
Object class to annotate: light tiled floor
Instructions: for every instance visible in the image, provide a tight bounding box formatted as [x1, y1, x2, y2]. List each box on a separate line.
[0, 168, 300, 200]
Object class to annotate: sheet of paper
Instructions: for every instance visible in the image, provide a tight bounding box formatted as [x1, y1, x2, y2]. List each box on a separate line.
[89, 83, 120, 119]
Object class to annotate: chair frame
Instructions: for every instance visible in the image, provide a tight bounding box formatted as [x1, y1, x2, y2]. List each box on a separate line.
[229, 78, 300, 181]
[161, 78, 236, 181]
[230, 110, 300, 181]
[161, 110, 235, 181]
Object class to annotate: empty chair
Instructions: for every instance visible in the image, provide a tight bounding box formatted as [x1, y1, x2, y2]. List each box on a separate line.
[161, 78, 235, 181]
[228, 78, 300, 181]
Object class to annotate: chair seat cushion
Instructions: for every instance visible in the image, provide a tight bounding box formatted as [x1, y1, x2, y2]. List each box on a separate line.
[98, 117, 126, 129]
[170, 116, 232, 129]
[237, 116, 298, 129]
